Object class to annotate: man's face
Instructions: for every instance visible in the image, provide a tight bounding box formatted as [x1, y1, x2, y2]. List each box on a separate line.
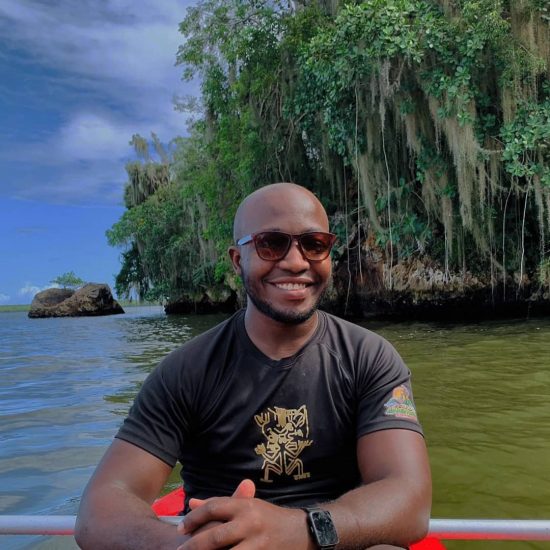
[231, 188, 332, 325]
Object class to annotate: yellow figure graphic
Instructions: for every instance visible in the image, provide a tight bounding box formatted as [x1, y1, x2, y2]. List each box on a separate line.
[254, 405, 313, 482]
[392, 386, 408, 403]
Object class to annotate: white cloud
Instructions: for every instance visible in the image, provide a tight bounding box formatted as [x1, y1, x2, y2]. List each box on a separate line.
[18, 284, 42, 297]
[3, 106, 189, 205]
[0, 0, 191, 129]
[0, 0, 186, 92]
[0, 0, 196, 205]
[53, 110, 184, 164]
[5, 112, 135, 164]
[58, 113, 133, 161]
[19, 282, 60, 297]
[0, 293, 10, 304]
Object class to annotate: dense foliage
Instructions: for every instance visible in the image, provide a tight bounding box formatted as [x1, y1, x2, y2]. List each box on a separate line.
[108, 0, 550, 308]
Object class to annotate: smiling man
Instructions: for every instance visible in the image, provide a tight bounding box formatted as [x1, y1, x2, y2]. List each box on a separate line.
[232, 184, 334, 327]
[76, 183, 431, 550]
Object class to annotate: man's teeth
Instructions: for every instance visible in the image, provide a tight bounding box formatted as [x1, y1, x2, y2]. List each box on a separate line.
[275, 283, 307, 290]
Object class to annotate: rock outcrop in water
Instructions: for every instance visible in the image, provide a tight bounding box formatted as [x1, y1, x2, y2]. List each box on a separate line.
[28, 284, 124, 318]
[326, 233, 550, 321]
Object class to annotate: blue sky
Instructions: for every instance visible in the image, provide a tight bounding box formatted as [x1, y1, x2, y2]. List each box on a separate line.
[0, 0, 196, 305]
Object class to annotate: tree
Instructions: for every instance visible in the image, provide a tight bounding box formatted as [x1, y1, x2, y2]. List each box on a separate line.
[51, 271, 85, 289]
[109, 0, 550, 310]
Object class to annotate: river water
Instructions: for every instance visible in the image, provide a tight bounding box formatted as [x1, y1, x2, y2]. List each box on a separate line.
[1, 306, 549, 549]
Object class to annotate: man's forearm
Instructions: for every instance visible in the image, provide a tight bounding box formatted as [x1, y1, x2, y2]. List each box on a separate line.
[325, 476, 431, 549]
[75, 484, 188, 550]
[176, 475, 429, 550]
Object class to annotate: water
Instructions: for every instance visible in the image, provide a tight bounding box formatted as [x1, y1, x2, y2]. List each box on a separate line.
[374, 319, 550, 550]
[0, 306, 227, 549]
[1, 307, 549, 549]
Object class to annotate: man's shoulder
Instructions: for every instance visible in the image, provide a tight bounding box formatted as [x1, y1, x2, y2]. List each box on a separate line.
[318, 310, 384, 343]
[316, 311, 399, 366]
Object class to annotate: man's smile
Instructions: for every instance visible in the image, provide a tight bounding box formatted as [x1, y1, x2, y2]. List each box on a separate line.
[274, 282, 309, 290]
[263, 278, 318, 303]
[266, 277, 316, 293]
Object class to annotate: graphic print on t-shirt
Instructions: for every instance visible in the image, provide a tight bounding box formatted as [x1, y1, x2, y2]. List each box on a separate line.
[383, 385, 418, 421]
[254, 405, 313, 482]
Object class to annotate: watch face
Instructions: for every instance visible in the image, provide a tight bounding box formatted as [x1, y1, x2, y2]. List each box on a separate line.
[310, 510, 339, 546]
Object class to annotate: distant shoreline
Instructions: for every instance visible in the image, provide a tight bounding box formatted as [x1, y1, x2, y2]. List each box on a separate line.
[0, 301, 161, 313]
[0, 304, 31, 312]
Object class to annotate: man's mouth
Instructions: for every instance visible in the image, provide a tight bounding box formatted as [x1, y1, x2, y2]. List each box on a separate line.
[274, 283, 308, 290]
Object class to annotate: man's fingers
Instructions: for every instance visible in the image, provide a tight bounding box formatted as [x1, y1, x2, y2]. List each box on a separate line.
[178, 482, 256, 541]
[180, 498, 235, 534]
[178, 517, 243, 550]
[187, 479, 256, 513]
[232, 479, 256, 498]
[177, 518, 223, 536]
[189, 497, 207, 510]
[180, 497, 259, 536]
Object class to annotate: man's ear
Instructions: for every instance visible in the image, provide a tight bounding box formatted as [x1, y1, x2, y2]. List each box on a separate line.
[228, 245, 242, 276]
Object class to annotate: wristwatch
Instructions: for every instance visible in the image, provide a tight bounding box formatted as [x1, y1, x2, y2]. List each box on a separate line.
[302, 505, 339, 549]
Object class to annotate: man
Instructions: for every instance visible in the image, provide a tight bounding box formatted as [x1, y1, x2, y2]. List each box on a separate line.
[76, 183, 431, 549]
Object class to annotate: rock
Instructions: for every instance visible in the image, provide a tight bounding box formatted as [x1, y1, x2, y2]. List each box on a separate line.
[164, 287, 237, 314]
[329, 231, 550, 320]
[28, 284, 124, 318]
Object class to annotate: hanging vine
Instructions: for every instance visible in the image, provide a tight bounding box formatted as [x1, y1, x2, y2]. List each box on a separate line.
[108, 0, 550, 311]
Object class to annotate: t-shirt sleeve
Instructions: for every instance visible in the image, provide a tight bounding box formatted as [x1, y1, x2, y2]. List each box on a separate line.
[356, 335, 423, 438]
[115, 353, 191, 467]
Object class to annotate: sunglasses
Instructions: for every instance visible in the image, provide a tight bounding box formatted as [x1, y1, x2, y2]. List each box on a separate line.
[236, 231, 337, 262]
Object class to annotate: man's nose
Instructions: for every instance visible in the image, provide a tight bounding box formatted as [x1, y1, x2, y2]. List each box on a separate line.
[278, 239, 310, 271]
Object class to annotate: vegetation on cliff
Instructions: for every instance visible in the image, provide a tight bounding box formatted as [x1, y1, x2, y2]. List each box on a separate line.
[107, 0, 550, 315]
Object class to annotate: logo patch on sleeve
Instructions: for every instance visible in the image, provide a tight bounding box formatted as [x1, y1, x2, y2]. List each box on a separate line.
[384, 385, 418, 421]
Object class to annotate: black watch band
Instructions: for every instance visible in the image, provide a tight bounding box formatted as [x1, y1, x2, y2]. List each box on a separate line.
[302, 505, 339, 549]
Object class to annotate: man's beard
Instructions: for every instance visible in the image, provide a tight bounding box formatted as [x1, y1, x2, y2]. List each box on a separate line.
[242, 272, 327, 325]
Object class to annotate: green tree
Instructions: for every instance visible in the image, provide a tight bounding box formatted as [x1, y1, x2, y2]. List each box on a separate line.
[109, 0, 550, 310]
[51, 271, 85, 289]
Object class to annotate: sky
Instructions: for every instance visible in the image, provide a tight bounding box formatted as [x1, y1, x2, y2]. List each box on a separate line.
[0, 0, 196, 305]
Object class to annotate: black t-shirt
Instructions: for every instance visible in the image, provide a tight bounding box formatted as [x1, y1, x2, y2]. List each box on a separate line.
[116, 310, 422, 511]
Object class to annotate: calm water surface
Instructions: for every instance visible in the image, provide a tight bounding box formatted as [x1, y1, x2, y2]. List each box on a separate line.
[1, 307, 549, 549]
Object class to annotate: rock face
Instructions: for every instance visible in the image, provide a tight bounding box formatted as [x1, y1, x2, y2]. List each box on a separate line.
[331, 253, 550, 321]
[323, 230, 550, 320]
[164, 287, 237, 315]
[28, 284, 124, 318]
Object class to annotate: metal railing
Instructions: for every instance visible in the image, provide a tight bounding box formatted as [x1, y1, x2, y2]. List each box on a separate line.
[429, 519, 550, 540]
[1, 517, 550, 540]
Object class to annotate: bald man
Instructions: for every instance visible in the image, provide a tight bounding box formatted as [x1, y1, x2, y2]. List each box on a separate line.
[76, 183, 431, 550]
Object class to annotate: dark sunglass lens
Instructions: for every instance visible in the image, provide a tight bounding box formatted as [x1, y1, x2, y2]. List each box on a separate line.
[300, 233, 333, 259]
[255, 232, 291, 260]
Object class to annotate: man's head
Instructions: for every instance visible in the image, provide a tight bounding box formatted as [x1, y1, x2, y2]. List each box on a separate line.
[229, 183, 334, 325]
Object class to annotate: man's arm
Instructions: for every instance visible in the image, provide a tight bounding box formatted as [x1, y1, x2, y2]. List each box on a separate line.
[325, 429, 431, 548]
[75, 438, 188, 550]
[178, 428, 431, 549]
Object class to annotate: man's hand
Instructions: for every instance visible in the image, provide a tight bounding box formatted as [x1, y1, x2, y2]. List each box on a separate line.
[177, 480, 310, 550]
[187, 478, 257, 511]
[178, 479, 261, 542]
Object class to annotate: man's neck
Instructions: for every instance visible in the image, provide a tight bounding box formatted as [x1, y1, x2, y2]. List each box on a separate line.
[244, 307, 319, 361]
